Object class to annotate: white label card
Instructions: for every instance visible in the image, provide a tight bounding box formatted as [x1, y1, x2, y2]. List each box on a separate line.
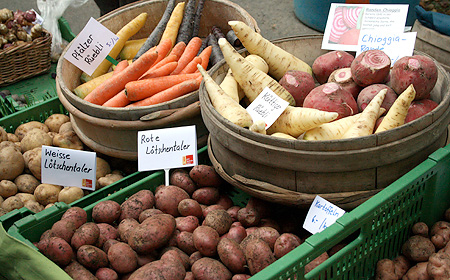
[356, 31, 416, 65]
[137, 125, 198, 172]
[41, 146, 97, 191]
[303, 196, 346, 235]
[246, 87, 289, 129]
[322, 4, 409, 52]
[63, 17, 119, 76]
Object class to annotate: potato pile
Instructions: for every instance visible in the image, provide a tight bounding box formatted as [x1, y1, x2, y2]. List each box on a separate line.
[375, 208, 450, 279]
[0, 114, 127, 216]
[35, 164, 314, 279]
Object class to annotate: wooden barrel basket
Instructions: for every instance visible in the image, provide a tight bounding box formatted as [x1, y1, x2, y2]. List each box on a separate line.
[199, 35, 450, 210]
[56, 0, 259, 161]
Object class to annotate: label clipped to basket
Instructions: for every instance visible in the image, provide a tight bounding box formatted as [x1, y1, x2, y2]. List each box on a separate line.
[41, 146, 97, 191]
[246, 87, 289, 129]
[64, 17, 119, 76]
[303, 196, 346, 234]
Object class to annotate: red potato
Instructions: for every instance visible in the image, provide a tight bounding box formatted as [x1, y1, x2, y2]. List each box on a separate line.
[71, 222, 100, 250]
[304, 252, 329, 275]
[192, 187, 220, 205]
[176, 215, 199, 232]
[245, 197, 272, 219]
[42, 236, 74, 267]
[259, 218, 281, 232]
[430, 221, 450, 249]
[117, 218, 139, 243]
[249, 226, 280, 251]
[119, 189, 155, 221]
[155, 184, 190, 217]
[193, 225, 220, 257]
[138, 208, 164, 223]
[203, 209, 233, 235]
[402, 235, 436, 262]
[160, 246, 191, 271]
[237, 207, 261, 228]
[51, 219, 77, 243]
[351, 49, 391, 87]
[108, 242, 138, 274]
[170, 168, 197, 195]
[92, 200, 121, 224]
[128, 259, 186, 280]
[203, 204, 226, 218]
[96, 223, 119, 248]
[403, 262, 431, 280]
[327, 67, 362, 98]
[191, 257, 233, 280]
[303, 82, 358, 120]
[390, 55, 438, 100]
[136, 252, 158, 267]
[357, 84, 398, 112]
[61, 206, 87, 229]
[128, 213, 176, 254]
[279, 70, 316, 106]
[224, 225, 247, 244]
[227, 206, 241, 222]
[95, 267, 119, 280]
[77, 244, 109, 271]
[312, 50, 355, 84]
[232, 274, 252, 280]
[185, 271, 195, 280]
[103, 239, 120, 254]
[177, 231, 197, 255]
[64, 260, 97, 280]
[216, 194, 234, 210]
[405, 99, 439, 123]
[243, 235, 276, 275]
[178, 198, 203, 218]
[189, 164, 223, 188]
[190, 251, 203, 266]
[274, 233, 302, 258]
[217, 238, 247, 274]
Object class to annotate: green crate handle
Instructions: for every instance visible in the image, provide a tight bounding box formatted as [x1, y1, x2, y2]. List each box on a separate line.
[58, 17, 76, 42]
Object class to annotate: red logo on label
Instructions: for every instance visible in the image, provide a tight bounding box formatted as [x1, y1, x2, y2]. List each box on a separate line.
[82, 179, 93, 189]
[183, 155, 194, 165]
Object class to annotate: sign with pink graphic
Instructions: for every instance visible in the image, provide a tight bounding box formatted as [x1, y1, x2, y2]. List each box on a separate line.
[322, 4, 409, 52]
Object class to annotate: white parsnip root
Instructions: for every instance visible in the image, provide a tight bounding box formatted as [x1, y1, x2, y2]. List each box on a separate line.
[270, 132, 296, 140]
[375, 84, 416, 133]
[266, 106, 339, 138]
[249, 120, 267, 135]
[341, 89, 387, 139]
[218, 37, 296, 106]
[228, 20, 313, 80]
[197, 64, 253, 128]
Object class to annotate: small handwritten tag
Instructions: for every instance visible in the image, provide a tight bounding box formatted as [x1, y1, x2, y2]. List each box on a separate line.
[246, 87, 289, 129]
[137, 125, 198, 172]
[356, 31, 416, 65]
[303, 196, 346, 235]
[41, 146, 97, 191]
[64, 17, 119, 76]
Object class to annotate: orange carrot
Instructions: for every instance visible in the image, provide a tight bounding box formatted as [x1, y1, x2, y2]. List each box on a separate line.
[151, 38, 173, 66]
[127, 78, 201, 107]
[84, 50, 158, 105]
[112, 60, 129, 76]
[102, 89, 130, 107]
[149, 54, 179, 70]
[125, 72, 201, 101]
[197, 45, 212, 71]
[171, 37, 203, 75]
[179, 56, 202, 74]
[169, 41, 187, 58]
[140, 61, 178, 80]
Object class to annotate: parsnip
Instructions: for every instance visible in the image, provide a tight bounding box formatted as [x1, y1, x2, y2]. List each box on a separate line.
[220, 54, 268, 103]
[341, 89, 387, 139]
[375, 84, 416, 133]
[271, 132, 296, 140]
[197, 64, 253, 128]
[266, 106, 339, 138]
[249, 120, 266, 135]
[303, 108, 386, 141]
[228, 20, 313, 80]
[218, 38, 296, 106]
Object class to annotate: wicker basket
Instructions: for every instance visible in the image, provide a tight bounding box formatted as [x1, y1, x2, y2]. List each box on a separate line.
[0, 30, 52, 87]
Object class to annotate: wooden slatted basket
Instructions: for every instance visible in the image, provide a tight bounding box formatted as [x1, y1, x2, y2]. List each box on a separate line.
[0, 30, 52, 87]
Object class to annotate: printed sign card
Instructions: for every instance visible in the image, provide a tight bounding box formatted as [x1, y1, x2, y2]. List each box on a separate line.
[41, 146, 97, 191]
[137, 125, 198, 172]
[303, 196, 346, 235]
[246, 87, 289, 129]
[64, 17, 119, 76]
[322, 4, 409, 52]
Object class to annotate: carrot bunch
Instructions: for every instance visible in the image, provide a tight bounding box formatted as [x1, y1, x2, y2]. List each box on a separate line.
[83, 36, 212, 108]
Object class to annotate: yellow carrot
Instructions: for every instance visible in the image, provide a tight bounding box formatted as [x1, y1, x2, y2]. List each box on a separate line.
[341, 89, 387, 139]
[160, 1, 185, 48]
[266, 106, 339, 138]
[73, 72, 114, 99]
[197, 64, 253, 128]
[375, 84, 416, 133]
[119, 38, 147, 60]
[218, 37, 296, 106]
[82, 12, 148, 81]
[228, 20, 313, 80]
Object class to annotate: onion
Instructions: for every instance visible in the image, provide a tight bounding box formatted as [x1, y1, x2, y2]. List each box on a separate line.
[329, 6, 349, 44]
[342, 6, 362, 29]
[24, 10, 36, 23]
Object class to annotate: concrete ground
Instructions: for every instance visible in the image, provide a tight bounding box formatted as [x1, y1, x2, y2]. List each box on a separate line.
[3, 0, 321, 41]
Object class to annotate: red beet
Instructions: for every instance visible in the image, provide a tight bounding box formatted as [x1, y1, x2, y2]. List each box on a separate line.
[312, 50, 354, 84]
[351, 49, 391, 87]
